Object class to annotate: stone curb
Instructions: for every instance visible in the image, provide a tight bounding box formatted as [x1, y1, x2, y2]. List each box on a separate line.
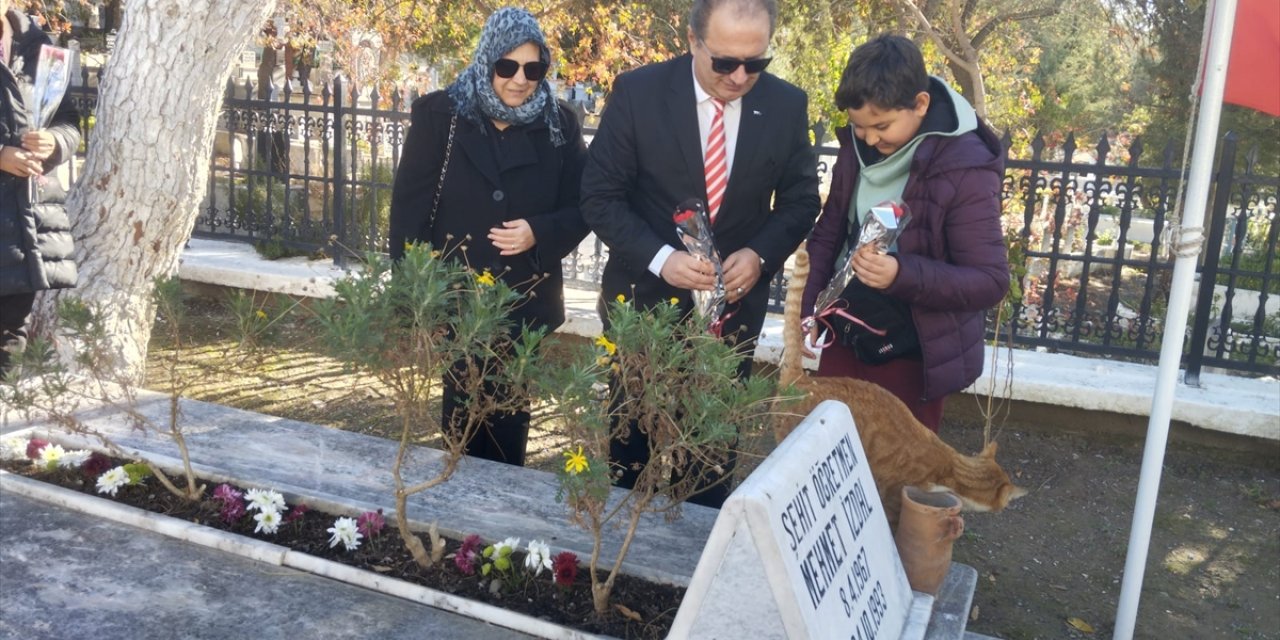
[0, 471, 612, 640]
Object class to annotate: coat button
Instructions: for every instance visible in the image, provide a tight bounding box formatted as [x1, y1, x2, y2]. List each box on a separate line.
[492, 189, 505, 202]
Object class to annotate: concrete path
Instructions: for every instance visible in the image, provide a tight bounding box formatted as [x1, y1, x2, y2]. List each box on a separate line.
[0, 489, 532, 640]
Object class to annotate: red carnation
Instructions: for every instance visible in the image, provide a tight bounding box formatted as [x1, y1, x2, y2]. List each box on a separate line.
[552, 551, 578, 587]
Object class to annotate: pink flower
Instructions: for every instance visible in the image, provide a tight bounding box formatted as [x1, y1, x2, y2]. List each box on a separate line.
[283, 503, 310, 524]
[357, 509, 385, 539]
[552, 551, 578, 587]
[25, 438, 49, 460]
[219, 500, 246, 524]
[212, 483, 243, 505]
[455, 534, 482, 575]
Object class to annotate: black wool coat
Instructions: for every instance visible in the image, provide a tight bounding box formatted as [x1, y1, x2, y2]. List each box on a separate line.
[0, 10, 81, 296]
[388, 90, 588, 332]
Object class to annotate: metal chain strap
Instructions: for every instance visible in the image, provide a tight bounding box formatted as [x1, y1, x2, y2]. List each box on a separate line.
[428, 113, 458, 232]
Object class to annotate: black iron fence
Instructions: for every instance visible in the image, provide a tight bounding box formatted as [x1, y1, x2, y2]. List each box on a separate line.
[65, 76, 1278, 380]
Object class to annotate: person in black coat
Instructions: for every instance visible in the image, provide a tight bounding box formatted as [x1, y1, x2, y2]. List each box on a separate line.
[388, 7, 588, 466]
[580, 0, 819, 507]
[0, 0, 81, 378]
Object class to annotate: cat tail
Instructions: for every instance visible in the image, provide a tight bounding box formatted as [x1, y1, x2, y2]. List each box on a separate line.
[780, 243, 810, 388]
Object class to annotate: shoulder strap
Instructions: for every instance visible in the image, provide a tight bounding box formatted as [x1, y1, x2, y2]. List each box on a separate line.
[428, 113, 458, 233]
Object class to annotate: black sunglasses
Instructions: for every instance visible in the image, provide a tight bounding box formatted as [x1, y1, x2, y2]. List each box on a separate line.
[493, 59, 550, 81]
[710, 55, 772, 75]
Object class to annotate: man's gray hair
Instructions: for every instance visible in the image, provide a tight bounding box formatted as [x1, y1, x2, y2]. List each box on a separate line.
[689, 0, 779, 41]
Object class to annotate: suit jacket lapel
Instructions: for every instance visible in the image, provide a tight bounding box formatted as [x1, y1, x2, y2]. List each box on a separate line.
[667, 57, 704, 200]
[728, 84, 767, 205]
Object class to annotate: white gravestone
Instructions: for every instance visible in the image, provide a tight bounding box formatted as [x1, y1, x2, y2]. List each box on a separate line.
[670, 400, 933, 639]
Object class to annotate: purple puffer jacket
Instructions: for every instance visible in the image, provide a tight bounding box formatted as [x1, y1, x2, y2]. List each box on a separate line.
[803, 123, 1009, 401]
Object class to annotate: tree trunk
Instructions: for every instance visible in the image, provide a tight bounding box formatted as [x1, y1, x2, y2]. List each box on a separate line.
[40, 0, 277, 383]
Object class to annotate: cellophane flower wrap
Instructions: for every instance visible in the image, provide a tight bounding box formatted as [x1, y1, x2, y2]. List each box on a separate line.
[807, 201, 912, 331]
[27, 45, 71, 204]
[672, 198, 728, 335]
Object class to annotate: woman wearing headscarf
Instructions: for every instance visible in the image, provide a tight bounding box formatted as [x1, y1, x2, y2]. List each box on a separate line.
[389, 7, 588, 466]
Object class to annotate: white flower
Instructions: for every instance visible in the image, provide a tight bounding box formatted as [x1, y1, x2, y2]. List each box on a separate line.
[327, 517, 363, 551]
[96, 466, 129, 496]
[493, 536, 520, 557]
[0, 436, 27, 461]
[524, 539, 552, 576]
[253, 508, 282, 535]
[244, 488, 286, 513]
[59, 449, 92, 468]
[38, 444, 66, 469]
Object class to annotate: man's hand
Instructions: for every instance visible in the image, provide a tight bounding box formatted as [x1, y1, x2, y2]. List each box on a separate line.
[660, 251, 717, 290]
[21, 130, 56, 161]
[852, 245, 899, 290]
[722, 247, 763, 303]
[0, 145, 43, 177]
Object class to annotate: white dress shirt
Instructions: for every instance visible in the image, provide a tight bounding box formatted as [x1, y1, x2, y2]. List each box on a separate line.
[648, 61, 745, 277]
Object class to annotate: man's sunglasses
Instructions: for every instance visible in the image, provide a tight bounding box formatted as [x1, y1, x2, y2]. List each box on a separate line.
[709, 54, 772, 75]
[493, 59, 550, 81]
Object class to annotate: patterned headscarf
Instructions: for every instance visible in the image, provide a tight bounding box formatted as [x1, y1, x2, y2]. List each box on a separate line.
[446, 7, 565, 146]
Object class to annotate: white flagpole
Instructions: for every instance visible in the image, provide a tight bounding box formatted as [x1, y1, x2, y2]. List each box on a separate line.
[1112, 0, 1237, 638]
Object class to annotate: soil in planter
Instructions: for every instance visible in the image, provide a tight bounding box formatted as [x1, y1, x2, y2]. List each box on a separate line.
[3, 459, 684, 640]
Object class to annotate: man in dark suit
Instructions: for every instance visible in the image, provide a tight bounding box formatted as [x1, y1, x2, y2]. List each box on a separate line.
[581, 0, 820, 507]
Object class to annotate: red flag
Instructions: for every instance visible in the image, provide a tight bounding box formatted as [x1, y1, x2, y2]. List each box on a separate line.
[1217, 0, 1280, 116]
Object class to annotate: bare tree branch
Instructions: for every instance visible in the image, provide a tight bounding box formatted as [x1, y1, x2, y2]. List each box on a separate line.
[972, 1, 1063, 49]
[900, 0, 968, 68]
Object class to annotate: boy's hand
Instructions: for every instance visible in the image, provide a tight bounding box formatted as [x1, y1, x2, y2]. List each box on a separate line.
[852, 245, 899, 289]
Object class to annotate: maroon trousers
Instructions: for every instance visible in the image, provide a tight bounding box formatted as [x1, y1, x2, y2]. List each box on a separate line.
[814, 342, 945, 432]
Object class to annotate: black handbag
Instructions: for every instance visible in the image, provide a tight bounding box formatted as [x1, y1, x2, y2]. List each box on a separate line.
[829, 277, 919, 364]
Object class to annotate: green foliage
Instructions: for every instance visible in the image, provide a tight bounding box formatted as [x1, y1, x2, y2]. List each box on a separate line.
[309, 241, 547, 568]
[1, 282, 205, 501]
[123, 462, 153, 484]
[527, 295, 777, 614]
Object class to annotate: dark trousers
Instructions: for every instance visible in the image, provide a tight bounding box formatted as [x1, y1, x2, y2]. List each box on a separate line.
[609, 416, 739, 509]
[0, 292, 36, 378]
[604, 306, 758, 510]
[441, 359, 530, 467]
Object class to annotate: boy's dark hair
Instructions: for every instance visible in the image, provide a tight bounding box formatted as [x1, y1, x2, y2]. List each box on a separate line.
[834, 35, 929, 111]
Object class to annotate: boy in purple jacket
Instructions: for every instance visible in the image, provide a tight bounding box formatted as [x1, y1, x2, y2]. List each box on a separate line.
[801, 35, 1009, 431]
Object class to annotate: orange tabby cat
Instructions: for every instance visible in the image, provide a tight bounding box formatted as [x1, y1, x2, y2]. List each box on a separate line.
[773, 245, 1026, 525]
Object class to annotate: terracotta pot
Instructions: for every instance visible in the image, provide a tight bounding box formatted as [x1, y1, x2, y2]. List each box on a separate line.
[895, 485, 965, 595]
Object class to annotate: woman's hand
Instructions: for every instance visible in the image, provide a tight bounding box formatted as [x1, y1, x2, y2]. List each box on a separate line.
[0, 145, 43, 177]
[21, 130, 57, 161]
[489, 219, 536, 256]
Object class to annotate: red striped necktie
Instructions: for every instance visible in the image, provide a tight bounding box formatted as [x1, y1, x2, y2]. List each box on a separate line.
[704, 98, 727, 223]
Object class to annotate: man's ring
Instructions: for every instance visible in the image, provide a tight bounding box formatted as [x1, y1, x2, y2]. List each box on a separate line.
[736, 287, 744, 295]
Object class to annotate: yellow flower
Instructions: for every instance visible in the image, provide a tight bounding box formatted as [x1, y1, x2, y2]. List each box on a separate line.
[615, 294, 626, 303]
[475, 270, 496, 287]
[431, 250, 441, 258]
[594, 335, 617, 356]
[254, 309, 267, 320]
[563, 446, 589, 475]
[669, 297, 679, 305]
